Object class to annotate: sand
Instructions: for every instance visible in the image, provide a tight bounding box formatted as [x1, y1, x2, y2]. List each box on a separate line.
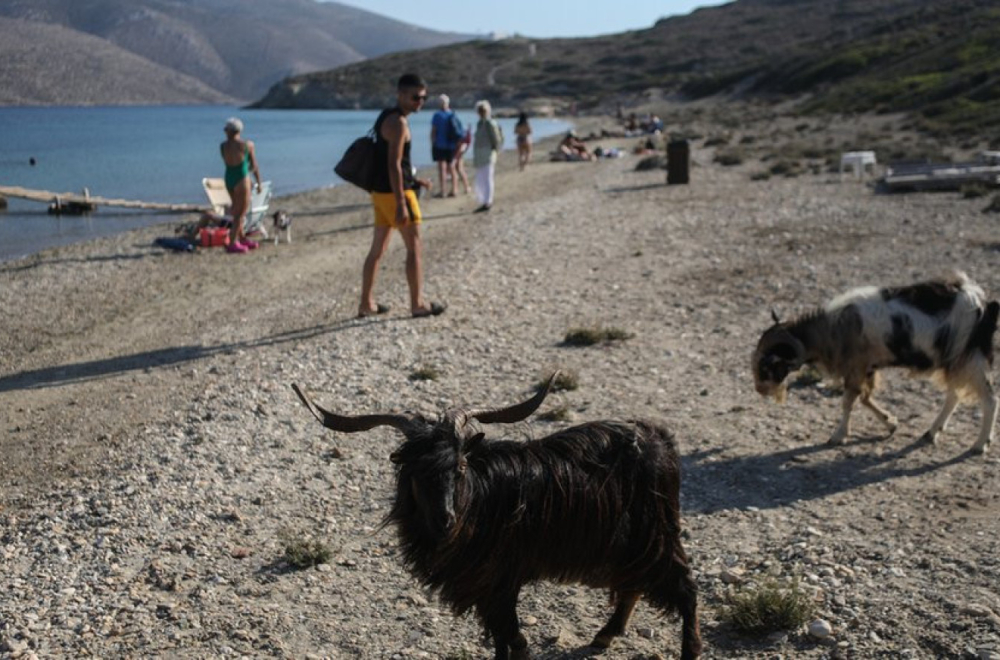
[1, 119, 999, 659]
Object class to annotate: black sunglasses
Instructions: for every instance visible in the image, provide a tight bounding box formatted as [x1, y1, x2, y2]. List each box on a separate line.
[412, 94, 428, 102]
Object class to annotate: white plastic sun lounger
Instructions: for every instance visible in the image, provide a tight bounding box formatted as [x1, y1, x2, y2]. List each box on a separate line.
[202, 177, 272, 237]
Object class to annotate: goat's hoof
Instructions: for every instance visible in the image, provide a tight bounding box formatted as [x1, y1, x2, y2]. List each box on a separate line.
[918, 432, 937, 445]
[509, 647, 530, 660]
[827, 435, 846, 446]
[971, 441, 989, 455]
[590, 634, 613, 650]
[885, 419, 899, 436]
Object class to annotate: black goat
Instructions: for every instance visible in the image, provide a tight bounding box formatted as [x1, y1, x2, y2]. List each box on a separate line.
[291, 375, 701, 660]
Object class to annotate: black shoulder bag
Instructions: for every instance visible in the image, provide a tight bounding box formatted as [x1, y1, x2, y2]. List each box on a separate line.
[334, 123, 378, 191]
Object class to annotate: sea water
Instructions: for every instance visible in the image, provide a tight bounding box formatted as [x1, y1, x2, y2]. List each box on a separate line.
[0, 106, 571, 262]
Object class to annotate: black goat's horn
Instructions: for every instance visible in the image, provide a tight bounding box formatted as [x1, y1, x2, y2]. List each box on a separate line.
[469, 372, 558, 424]
[291, 384, 412, 433]
[770, 308, 781, 324]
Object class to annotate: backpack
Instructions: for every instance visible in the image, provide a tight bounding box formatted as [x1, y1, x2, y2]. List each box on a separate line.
[334, 125, 377, 191]
[447, 113, 464, 145]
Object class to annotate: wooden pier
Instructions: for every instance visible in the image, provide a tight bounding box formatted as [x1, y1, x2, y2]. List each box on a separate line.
[0, 185, 205, 213]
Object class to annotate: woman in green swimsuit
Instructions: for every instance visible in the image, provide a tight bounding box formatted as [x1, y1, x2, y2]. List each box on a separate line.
[220, 117, 262, 254]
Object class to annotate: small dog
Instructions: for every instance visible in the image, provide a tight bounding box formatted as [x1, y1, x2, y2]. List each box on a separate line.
[272, 210, 292, 245]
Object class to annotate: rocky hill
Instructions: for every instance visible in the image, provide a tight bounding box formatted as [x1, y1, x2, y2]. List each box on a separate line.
[0, 17, 233, 106]
[0, 0, 473, 105]
[251, 0, 1000, 140]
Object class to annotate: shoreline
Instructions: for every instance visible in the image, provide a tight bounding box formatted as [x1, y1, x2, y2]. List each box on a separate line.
[0, 109, 576, 265]
[4, 112, 998, 658]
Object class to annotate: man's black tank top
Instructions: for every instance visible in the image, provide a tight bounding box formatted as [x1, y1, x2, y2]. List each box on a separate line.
[371, 107, 415, 194]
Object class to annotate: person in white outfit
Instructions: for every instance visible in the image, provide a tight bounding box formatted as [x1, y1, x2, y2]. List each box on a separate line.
[472, 100, 502, 213]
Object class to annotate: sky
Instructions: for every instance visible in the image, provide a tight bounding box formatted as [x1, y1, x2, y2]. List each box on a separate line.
[326, 0, 731, 39]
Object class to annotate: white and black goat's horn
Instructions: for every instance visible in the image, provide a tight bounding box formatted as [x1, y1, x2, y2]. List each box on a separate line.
[291, 384, 412, 433]
[468, 372, 558, 425]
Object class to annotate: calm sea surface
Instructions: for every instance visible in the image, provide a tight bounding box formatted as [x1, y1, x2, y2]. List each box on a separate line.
[0, 106, 571, 262]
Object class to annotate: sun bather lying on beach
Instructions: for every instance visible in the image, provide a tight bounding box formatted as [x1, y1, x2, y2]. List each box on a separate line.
[553, 131, 594, 162]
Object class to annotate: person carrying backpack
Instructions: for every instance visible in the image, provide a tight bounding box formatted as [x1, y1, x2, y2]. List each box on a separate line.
[430, 94, 461, 197]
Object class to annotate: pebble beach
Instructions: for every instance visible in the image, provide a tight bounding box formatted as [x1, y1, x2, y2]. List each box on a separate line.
[2, 118, 1000, 659]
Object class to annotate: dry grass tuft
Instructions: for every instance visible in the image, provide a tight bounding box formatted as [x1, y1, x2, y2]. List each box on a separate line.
[410, 365, 441, 381]
[538, 370, 580, 393]
[537, 404, 572, 422]
[563, 327, 634, 347]
[722, 579, 815, 635]
[280, 530, 333, 569]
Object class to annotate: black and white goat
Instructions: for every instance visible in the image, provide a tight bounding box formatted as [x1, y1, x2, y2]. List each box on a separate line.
[291, 375, 701, 660]
[752, 272, 999, 453]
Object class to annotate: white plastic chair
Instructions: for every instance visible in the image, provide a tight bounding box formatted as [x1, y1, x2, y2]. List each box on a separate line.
[202, 177, 272, 238]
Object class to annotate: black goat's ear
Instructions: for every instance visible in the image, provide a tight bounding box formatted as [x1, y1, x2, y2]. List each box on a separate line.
[770, 308, 781, 324]
[390, 449, 403, 464]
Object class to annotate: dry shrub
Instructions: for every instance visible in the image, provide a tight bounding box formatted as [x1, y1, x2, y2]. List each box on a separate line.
[769, 160, 802, 177]
[983, 194, 1000, 213]
[537, 404, 572, 422]
[538, 370, 580, 392]
[635, 155, 666, 171]
[961, 183, 990, 199]
[410, 365, 441, 381]
[722, 579, 815, 635]
[715, 148, 745, 166]
[280, 530, 332, 569]
[563, 327, 634, 346]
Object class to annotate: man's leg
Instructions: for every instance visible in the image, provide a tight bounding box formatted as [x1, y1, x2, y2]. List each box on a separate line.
[436, 159, 446, 196]
[447, 159, 457, 196]
[398, 222, 426, 313]
[359, 225, 393, 316]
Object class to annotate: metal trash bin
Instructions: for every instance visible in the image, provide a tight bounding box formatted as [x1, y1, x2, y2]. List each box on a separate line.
[667, 139, 690, 185]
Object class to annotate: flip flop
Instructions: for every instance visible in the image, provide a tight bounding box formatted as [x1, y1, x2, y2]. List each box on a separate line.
[412, 302, 446, 318]
[357, 303, 391, 319]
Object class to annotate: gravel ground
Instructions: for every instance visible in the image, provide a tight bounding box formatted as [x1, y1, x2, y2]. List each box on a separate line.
[2, 119, 1000, 659]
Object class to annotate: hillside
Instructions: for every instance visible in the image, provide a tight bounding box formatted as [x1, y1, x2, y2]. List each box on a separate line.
[252, 0, 1000, 140]
[0, 0, 473, 104]
[0, 17, 233, 106]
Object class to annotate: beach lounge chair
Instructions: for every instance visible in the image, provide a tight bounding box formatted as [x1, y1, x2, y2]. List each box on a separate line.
[201, 177, 272, 238]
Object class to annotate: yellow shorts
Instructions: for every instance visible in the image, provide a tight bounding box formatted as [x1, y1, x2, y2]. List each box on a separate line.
[371, 190, 422, 228]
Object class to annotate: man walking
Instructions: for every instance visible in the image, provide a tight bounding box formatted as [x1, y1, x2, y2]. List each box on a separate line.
[430, 93, 459, 197]
[358, 73, 446, 319]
